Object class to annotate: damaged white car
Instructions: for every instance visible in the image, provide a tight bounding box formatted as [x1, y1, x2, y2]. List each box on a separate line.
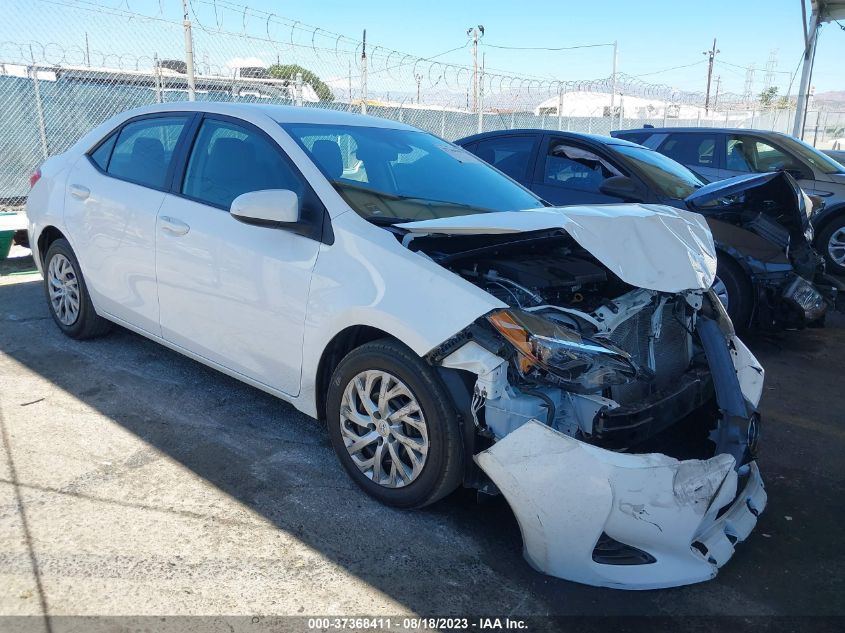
[27, 103, 766, 591]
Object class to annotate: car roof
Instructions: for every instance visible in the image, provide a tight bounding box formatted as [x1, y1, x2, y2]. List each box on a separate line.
[108, 101, 417, 131]
[612, 127, 790, 137]
[455, 128, 643, 148]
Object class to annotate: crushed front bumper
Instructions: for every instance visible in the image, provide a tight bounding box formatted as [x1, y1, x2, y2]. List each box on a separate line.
[475, 419, 766, 590]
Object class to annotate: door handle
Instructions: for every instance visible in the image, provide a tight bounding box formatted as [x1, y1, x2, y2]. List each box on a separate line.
[69, 184, 90, 200]
[159, 216, 190, 236]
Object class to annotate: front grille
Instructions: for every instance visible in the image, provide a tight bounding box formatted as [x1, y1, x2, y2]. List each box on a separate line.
[606, 300, 691, 404]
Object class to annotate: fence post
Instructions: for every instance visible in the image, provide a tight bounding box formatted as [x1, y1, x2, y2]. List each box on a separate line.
[440, 109, 445, 138]
[29, 66, 49, 159]
[510, 112, 515, 129]
[557, 87, 563, 131]
[153, 53, 162, 103]
[295, 72, 303, 107]
[697, 110, 702, 127]
[750, 109, 755, 129]
[181, 0, 196, 101]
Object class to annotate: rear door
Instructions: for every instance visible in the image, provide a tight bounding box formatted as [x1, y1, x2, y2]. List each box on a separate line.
[63, 113, 194, 334]
[530, 136, 627, 205]
[154, 114, 323, 396]
[654, 132, 722, 181]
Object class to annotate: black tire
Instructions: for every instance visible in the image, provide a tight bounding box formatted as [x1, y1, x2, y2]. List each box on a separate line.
[817, 216, 845, 277]
[714, 255, 753, 333]
[326, 339, 464, 509]
[43, 238, 112, 340]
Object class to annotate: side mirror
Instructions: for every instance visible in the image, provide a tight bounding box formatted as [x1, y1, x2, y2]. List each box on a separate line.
[599, 176, 644, 202]
[231, 189, 300, 226]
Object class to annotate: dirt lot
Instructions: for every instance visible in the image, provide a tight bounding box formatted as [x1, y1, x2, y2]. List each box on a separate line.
[1, 251, 843, 629]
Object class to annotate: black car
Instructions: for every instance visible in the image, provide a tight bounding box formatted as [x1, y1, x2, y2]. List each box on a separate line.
[455, 129, 842, 332]
[611, 127, 845, 276]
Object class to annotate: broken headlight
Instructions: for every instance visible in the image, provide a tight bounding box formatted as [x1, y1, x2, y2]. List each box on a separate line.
[783, 276, 827, 321]
[487, 309, 643, 389]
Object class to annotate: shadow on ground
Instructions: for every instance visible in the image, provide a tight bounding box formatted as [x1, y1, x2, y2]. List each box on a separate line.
[0, 274, 843, 618]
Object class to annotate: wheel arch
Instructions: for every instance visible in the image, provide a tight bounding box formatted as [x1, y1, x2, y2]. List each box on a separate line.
[36, 225, 69, 266]
[314, 325, 401, 421]
[813, 202, 845, 236]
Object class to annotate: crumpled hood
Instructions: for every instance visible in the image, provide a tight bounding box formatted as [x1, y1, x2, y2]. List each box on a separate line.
[396, 204, 717, 293]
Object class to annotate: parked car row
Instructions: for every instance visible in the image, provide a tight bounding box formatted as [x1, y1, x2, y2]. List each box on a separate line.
[28, 103, 808, 592]
[611, 127, 845, 277]
[455, 129, 844, 333]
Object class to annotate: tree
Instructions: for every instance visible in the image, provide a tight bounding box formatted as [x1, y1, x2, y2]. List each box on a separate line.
[267, 64, 334, 102]
[758, 86, 778, 107]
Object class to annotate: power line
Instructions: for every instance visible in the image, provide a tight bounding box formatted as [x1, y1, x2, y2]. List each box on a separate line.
[629, 59, 706, 77]
[479, 41, 614, 51]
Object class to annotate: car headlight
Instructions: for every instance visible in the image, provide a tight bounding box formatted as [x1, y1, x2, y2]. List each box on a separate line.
[487, 309, 644, 389]
[783, 277, 827, 321]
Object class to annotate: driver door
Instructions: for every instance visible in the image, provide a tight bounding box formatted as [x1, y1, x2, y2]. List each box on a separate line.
[155, 115, 322, 396]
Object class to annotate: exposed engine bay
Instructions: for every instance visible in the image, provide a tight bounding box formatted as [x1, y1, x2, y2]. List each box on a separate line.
[412, 229, 722, 455]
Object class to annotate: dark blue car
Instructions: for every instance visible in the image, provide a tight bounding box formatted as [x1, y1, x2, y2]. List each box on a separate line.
[455, 129, 842, 332]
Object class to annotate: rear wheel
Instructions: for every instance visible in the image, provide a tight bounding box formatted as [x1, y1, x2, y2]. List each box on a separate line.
[326, 339, 463, 508]
[713, 255, 753, 333]
[818, 217, 845, 276]
[43, 239, 112, 339]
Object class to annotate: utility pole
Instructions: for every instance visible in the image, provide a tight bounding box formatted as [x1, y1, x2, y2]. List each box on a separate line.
[609, 40, 618, 116]
[361, 29, 367, 114]
[84, 32, 90, 67]
[415, 73, 422, 104]
[703, 38, 719, 114]
[467, 25, 484, 113]
[181, 0, 196, 101]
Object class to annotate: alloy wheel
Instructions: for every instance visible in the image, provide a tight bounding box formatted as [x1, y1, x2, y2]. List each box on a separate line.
[828, 226, 845, 267]
[47, 253, 80, 325]
[339, 369, 429, 488]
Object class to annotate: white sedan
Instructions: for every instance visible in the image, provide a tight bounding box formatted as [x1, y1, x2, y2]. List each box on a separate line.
[26, 103, 766, 589]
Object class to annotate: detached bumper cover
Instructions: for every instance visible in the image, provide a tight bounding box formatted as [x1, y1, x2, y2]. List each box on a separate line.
[475, 420, 766, 590]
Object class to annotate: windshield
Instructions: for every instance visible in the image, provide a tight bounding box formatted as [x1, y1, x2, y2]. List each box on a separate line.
[612, 144, 704, 200]
[774, 134, 845, 175]
[283, 123, 544, 222]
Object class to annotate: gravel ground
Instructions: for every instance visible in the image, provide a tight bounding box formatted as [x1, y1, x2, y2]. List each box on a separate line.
[0, 251, 842, 631]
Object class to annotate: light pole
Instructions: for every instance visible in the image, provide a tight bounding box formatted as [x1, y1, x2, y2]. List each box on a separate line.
[181, 0, 196, 101]
[415, 73, 423, 104]
[467, 25, 484, 113]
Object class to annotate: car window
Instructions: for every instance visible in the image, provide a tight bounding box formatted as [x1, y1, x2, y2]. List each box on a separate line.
[284, 123, 544, 221]
[89, 133, 117, 171]
[615, 132, 651, 145]
[182, 118, 306, 210]
[658, 133, 717, 168]
[107, 117, 188, 189]
[726, 135, 805, 174]
[472, 136, 534, 180]
[543, 143, 622, 193]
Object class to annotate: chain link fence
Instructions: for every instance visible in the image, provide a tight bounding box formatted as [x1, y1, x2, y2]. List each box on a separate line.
[2, 0, 844, 206]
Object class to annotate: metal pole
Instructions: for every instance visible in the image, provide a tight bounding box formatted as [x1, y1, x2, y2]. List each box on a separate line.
[440, 109, 445, 137]
[295, 72, 303, 106]
[153, 53, 162, 103]
[557, 86, 563, 131]
[477, 53, 484, 133]
[510, 111, 515, 129]
[181, 0, 196, 101]
[85, 32, 90, 67]
[29, 66, 49, 158]
[610, 40, 617, 116]
[471, 28, 478, 113]
[793, 10, 819, 138]
[703, 38, 719, 114]
[348, 60, 352, 105]
[361, 29, 367, 115]
[750, 109, 756, 129]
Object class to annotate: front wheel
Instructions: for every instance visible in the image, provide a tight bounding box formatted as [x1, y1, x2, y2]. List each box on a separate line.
[326, 339, 464, 508]
[817, 217, 845, 276]
[43, 238, 112, 339]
